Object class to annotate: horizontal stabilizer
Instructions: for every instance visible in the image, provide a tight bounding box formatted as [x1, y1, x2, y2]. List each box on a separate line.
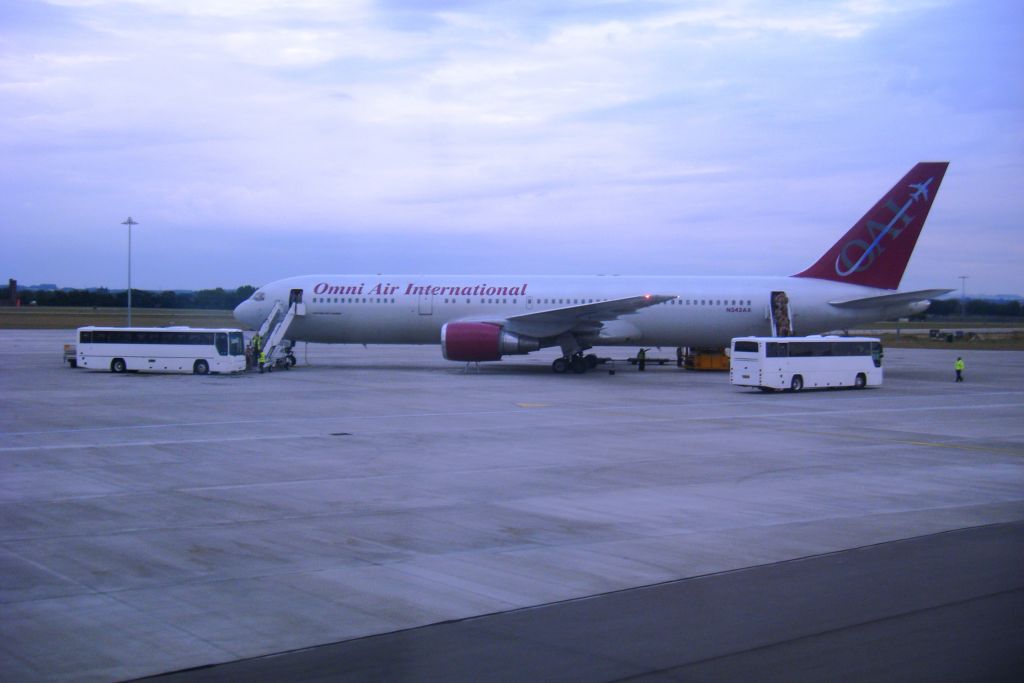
[828, 288, 953, 309]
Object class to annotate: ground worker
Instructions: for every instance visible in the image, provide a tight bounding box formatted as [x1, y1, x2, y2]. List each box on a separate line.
[251, 333, 262, 371]
[637, 348, 647, 371]
[258, 348, 267, 374]
[955, 356, 964, 382]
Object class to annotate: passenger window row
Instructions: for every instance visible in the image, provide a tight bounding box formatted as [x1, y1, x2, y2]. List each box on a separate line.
[308, 296, 754, 307]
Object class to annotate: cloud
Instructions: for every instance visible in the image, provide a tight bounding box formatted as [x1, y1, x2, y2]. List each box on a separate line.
[1, 0, 1021, 293]
[43, 0, 373, 19]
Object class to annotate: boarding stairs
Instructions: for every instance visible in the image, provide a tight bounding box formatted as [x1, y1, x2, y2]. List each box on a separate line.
[257, 296, 305, 370]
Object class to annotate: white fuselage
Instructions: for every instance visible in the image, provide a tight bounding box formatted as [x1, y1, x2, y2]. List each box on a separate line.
[234, 274, 923, 350]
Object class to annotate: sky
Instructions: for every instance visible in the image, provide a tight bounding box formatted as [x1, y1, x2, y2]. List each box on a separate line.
[2, 0, 1022, 295]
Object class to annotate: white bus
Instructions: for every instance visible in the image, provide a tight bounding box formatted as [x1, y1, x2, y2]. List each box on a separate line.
[730, 336, 883, 392]
[75, 327, 247, 374]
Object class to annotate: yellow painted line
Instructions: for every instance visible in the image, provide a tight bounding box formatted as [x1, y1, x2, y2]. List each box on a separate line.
[901, 440, 1024, 456]
[760, 426, 1023, 457]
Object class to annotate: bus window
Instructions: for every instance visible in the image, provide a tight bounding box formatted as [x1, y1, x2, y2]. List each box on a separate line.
[734, 341, 759, 353]
[229, 332, 245, 356]
[836, 341, 870, 356]
[80, 330, 92, 343]
[788, 342, 812, 357]
[215, 333, 228, 356]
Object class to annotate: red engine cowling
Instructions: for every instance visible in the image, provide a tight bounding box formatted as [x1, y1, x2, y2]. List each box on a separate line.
[441, 322, 540, 361]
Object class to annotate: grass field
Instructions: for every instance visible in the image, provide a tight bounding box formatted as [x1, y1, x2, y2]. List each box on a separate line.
[874, 332, 1024, 351]
[849, 320, 1024, 350]
[2, 307, 1021, 350]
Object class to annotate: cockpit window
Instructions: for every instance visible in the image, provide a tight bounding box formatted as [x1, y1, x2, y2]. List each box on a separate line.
[253, 291, 265, 301]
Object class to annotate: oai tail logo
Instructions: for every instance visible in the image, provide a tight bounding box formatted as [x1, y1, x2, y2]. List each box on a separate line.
[795, 162, 948, 290]
[835, 176, 935, 276]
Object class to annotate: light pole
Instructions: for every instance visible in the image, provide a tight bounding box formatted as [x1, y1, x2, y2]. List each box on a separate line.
[958, 275, 968, 320]
[122, 217, 139, 326]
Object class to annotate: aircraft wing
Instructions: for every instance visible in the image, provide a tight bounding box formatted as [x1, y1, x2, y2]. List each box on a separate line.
[828, 288, 954, 309]
[499, 294, 676, 338]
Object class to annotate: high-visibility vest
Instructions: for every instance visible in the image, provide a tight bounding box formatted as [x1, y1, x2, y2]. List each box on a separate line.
[955, 359, 964, 370]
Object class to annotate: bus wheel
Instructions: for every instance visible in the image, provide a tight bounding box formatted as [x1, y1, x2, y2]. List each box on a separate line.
[193, 360, 210, 375]
[854, 373, 867, 389]
[790, 375, 804, 392]
[111, 358, 127, 373]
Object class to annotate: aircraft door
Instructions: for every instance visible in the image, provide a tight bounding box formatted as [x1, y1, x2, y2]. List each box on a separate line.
[287, 288, 307, 319]
[770, 291, 793, 336]
[418, 293, 433, 315]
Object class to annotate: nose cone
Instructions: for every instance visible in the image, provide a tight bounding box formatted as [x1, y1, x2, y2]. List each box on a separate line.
[233, 299, 262, 329]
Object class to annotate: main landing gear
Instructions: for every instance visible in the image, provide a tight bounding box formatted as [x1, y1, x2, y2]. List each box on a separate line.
[551, 353, 599, 374]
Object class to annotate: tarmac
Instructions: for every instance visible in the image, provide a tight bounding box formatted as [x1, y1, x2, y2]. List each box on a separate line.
[1, 329, 1022, 681]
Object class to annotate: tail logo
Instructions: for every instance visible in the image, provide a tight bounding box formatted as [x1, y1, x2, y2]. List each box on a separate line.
[835, 176, 935, 277]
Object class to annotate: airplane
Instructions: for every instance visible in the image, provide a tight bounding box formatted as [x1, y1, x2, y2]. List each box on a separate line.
[233, 162, 952, 373]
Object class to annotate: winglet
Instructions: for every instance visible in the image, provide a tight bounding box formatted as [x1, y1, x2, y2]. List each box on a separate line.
[794, 162, 949, 290]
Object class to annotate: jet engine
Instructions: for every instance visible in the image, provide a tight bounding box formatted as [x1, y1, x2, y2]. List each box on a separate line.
[906, 300, 932, 316]
[441, 322, 540, 362]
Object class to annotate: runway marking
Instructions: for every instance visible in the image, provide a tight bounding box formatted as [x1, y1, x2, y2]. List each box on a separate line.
[1, 398, 1022, 453]
[0, 411, 536, 438]
[3, 396, 1022, 439]
[0, 433, 334, 452]
[763, 426, 1024, 457]
[901, 440, 1024, 456]
[515, 402, 549, 408]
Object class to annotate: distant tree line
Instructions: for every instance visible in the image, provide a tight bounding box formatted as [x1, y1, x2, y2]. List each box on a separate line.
[2, 284, 1021, 317]
[926, 298, 1022, 318]
[2, 285, 257, 310]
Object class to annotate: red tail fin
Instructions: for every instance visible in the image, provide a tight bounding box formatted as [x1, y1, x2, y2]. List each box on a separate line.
[794, 162, 949, 290]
